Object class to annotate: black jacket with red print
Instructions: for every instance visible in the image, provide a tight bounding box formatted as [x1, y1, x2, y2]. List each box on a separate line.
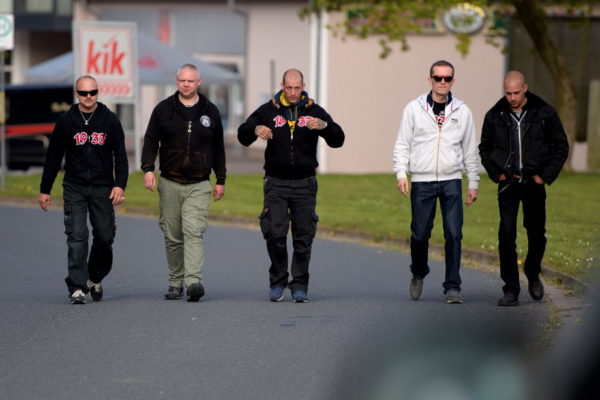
[40, 102, 128, 194]
[237, 91, 345, 179]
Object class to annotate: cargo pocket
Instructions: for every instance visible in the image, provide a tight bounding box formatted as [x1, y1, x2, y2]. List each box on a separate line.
[63, 203, 73, 236]
[310, 212, 319, 237]
[259, 208, 270, 238]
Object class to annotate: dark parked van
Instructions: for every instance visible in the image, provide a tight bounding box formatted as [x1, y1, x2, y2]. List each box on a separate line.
[3, 84, 72, 170]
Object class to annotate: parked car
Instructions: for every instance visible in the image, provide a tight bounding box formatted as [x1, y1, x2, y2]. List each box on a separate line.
[2, 83, 72, 170]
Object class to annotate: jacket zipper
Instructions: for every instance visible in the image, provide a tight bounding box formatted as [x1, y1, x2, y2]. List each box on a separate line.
[184, 121, 192, 167]
[288, 107, 297, 166]
[435, 124, 442, 181]
[510, 111, 527, 183]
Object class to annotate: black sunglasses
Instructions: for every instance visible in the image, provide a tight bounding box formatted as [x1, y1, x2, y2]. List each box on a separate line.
[77, 89, 98, 97]
[431, 76, 454, 83]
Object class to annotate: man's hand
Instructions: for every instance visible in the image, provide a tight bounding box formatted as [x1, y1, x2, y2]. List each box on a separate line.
[397, 178, 410, 197]
[144, 171, 156, 191]
[109, 187, 125, 206]
[213, 184, 225, 201]
[39, 194, 52, 211]
[255, 125, 273, 140]
[307, 118, 328, 130]
[499, 174, 507, 181]
[532, 175, 545, 185]
[465, 189, 478, 206]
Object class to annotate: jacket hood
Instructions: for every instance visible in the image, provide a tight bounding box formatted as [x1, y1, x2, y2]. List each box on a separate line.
[417, 91, 464, 113]
[271, 90, 313, 109]
[67, 102, 110, 130]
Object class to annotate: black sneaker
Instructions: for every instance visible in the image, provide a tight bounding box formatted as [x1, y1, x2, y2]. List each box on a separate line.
[89, 282, 103, 302]
[70, 289, 86, 304]
[528, 278, 544, 301]
[164, 286, 184, 300]
[409, 278, 423, 300]
[187, 282, 205, 302]
[498, 293, 519, 307]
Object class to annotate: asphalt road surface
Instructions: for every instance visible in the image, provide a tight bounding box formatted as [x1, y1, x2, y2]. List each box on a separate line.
[0, 204, 562, 399]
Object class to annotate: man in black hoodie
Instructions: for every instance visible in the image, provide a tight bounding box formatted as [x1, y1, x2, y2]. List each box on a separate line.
[238, 68, 345, 303]
[141, 64, 226, 302]
[39, 75, 128, 304]
[479, 71, 569, 307]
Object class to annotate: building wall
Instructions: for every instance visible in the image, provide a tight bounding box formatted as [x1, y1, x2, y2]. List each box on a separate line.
[322, 13, 505, 174]
[239, 3, 311, 116]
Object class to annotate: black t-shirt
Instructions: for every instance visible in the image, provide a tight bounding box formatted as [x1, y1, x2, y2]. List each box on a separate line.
[179, 102, 199, 122]
[433, 101, 446, 127]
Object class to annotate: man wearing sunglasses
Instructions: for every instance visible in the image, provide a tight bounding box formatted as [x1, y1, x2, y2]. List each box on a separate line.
[479, 71, 568, 307]
[141, 64, 226, 302]
[39, 75, 129, 304]
[393, 60, 479, 304]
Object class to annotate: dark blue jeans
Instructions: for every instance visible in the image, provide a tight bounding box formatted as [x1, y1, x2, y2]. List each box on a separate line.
[259, 176, 318, 292]
[63, 181, 116, 295]
[497, 180, 546, 297]
[410, 179, 463, 293]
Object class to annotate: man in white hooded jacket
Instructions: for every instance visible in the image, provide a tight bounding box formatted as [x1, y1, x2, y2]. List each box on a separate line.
[393, 60, 479, 304]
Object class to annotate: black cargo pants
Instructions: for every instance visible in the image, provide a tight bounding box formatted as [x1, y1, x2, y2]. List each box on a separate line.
[259, 176, 319, 292]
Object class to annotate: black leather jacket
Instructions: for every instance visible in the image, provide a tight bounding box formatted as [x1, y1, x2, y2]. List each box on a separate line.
[479, 91, 569, 184]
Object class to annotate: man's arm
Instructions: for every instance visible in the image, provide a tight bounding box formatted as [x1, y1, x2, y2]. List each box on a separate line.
[479, 110, 503, 183]
[140, 107, 161, 173]
[461, 107, 479, 191]
[211, 106, 227, 187]
[39, 118, 67, 196]
[393, 104, 414, 182]
[237, 109, 263, 147]
[538, 109, 569, 184]
[112, 117, 129, 191]
[312, 107, 344, 148]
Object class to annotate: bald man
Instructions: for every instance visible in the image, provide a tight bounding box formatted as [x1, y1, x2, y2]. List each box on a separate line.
[238, 68, 345, 303]
[479, 71, 569, 306]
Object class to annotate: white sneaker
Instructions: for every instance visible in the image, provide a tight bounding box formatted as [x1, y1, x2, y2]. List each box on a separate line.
[70, 289, 86, 304]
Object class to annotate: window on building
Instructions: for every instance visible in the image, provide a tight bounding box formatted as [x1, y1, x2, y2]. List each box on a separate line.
[56, 0, 72, 16]
[24, 0, 53, 13]
[0, 0, 12, 13]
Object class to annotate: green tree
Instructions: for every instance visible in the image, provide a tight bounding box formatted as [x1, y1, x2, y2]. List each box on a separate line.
[305, 0, 595, 170]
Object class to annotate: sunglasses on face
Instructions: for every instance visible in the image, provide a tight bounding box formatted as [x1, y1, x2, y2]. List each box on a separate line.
[431, 76, 454, 83]
[77, 89, 98, 97]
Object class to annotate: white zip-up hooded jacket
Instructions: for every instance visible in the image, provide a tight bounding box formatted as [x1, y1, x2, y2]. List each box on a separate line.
[393, 93, 479, 189]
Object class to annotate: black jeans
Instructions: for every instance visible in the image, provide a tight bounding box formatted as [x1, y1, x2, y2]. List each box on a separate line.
[497, 180, 546, 297]
[63, 181, 116, 294]
[259, 176, 318, 292]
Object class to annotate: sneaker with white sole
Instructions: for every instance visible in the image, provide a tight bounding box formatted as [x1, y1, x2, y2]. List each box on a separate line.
[269, 286, 285, 302]
[292, 290, 308, 303]
[445, 290, 463, 304]
[70, 289, 86, 304]
[89, 282, 103, 302]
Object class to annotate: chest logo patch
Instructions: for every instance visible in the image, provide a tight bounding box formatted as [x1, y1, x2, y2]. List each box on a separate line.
[200, 115, 211, 127]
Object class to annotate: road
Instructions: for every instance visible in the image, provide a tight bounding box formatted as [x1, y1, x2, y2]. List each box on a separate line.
[0, 204, 561, 399]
